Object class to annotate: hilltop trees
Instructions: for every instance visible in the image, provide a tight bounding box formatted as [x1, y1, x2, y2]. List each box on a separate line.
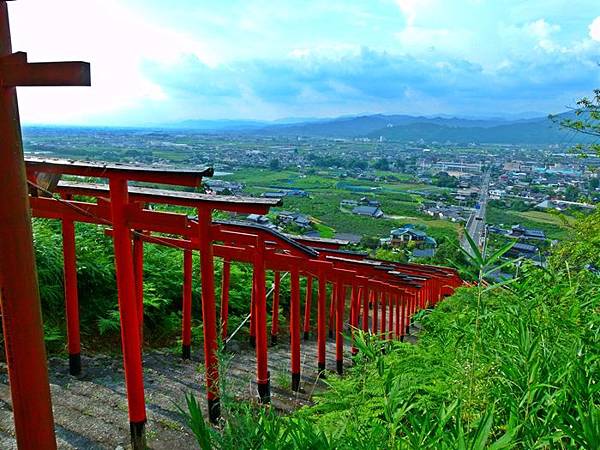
[558, 88, 600, 155]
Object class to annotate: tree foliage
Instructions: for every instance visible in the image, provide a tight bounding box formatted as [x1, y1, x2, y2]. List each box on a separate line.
[556, 88, 600, 155]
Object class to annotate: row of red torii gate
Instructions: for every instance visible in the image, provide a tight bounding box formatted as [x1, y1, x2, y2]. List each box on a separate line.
[0, 3, 461, 447]
[23, 157, 462, 448]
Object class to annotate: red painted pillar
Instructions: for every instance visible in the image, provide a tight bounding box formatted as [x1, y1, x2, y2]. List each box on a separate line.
[303, 275, 313, 340]
[197, 208, 220, 423]
[401, 294, 407, 337]
[290, 268, 301, 391]
[407, 292, 416, 334]
[220, 259, 231, 342]
[270, 271, 280, 345]
[109, 178, 147, 448]
[181, 249, 193, 359]
[249, 272, 256, 347]
[253, 238, 270, 403]
[381, 290, 387, 337]
[350, 285, 360, 355]
[362, 286, 369, 332]
[62, 216, 81, 375]
[335, 281, 345, 374]
[328, 283, 336, 338]
[372, 289, 379, 334]
[0, 5, 56, 448]
[133, 232, 144, 345]
[317, 274, 327, 374]
[395, 293, 401, 339]
[388, 291, 394, 340]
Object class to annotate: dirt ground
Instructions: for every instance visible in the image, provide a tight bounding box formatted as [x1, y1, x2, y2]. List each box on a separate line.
[0, 337, 353, 449]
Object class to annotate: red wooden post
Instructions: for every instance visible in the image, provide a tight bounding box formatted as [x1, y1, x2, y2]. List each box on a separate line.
[0, 3, 90, 448]
[335, 281, 345, 374]
[381, 290, 387, 336]
[407, 292, 416, 334]
[249, 271, 256, 347]
[270, 271, 280, 345]
[395, 293, 401, 339]
[220, 258, 231, 342]
[253, 237, 270, 403]
[362, 286, 369, 332]
[372, 289, 379, 334]
[109, 178, 147, 448]
[350, 285, 360, 355]
[290, 267, 301, 391]
[197, 208, 220, 423]
[388, 290, 394, 340]
[328, 283, 336, 338]
[181, 249, 193, 359]
[133, 232, 144, 345]
[62, 215, 81, 375]
[317, 274, 327, 374]
[303, 275, 313, 340]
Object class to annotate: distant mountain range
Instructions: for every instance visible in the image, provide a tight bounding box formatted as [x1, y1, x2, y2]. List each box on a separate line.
[164, 113, 573, 144]
[160, 112, 584, 145]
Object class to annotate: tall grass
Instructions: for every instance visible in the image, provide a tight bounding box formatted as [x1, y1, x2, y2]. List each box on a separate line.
[181, 211, 600, 449]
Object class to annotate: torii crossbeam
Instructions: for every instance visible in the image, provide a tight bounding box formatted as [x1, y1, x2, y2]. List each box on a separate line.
[0, 2, 90, 449]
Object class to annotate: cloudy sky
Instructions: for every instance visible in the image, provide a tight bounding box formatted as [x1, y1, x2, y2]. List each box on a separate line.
[8, 0, 600, 125]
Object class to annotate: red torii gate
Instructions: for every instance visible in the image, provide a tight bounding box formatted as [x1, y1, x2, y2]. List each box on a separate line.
[0, 2, 91, 448]
[25, 161, 462, 449]
[0, 3, 464, 449]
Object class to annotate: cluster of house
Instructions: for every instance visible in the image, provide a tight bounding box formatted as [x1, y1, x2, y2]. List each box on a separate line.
[340, 197, 384, 218]
[204, 179, 244, 195]
[261, 188, 309, 199]
[421, 203, 470, 223]
[535, 199, 595, 212]
[489, 161, 597, 205]
[246, 210, 316, 234]
[379, 224, 437, 258]
[489, 224, 546, 262]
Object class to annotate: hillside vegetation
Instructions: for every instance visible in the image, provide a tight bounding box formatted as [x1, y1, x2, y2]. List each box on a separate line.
[184, 210, 600, 449]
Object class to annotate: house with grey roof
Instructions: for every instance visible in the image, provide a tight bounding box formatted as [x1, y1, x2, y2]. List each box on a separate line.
[352, 205, 384, 218]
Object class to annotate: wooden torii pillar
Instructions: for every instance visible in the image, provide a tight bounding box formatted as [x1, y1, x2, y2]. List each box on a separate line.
[0, 2, 90, 449]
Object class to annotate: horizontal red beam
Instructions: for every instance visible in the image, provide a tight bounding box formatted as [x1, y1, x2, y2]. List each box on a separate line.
[26, 157, 212, 187]
[1, 60, 90, 87]
[57, 181, 281, 214]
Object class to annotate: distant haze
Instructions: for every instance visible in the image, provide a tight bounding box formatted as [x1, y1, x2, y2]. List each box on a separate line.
[8, 0, 600, 126]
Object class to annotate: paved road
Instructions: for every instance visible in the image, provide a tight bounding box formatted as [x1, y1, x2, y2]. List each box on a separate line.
[461, 170, 490, 257]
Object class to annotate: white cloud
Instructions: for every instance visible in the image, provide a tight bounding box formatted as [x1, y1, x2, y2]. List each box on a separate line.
[8, 0, 216, 124]
[395, 0, 431, 27]
[590, 16, 600, 41]
[527, 19, 560, 39]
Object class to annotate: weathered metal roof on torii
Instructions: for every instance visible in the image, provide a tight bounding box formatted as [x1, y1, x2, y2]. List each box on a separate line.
[56, 181, 282, 213]
[211, 219, 319, 257]
[26, 157, 213, 186]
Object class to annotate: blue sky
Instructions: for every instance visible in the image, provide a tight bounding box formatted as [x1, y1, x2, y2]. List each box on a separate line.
[8, 0, 600, 125]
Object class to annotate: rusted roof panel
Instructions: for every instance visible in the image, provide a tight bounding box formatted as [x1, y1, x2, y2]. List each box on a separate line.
[26, 157, 213, 187]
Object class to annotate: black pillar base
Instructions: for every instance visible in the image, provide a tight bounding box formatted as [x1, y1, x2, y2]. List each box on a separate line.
[317, 362, 326, 378]
[130, 421, 146, 450]
[405, 325, 410, 335]
[336, 359, 343, 375]
[270, 334, 278, 346]
[258, 379, 271, 404]
[69, 353, 81, 376]
[291, 372, 301, 392]
[328, 330, 333, 339]
[303, 331, 309, 341]
[182, 344, 191, 360]
[208, 398, 221, 424]
[400, 335, 405, 343]
[250, 335, 256, 348]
